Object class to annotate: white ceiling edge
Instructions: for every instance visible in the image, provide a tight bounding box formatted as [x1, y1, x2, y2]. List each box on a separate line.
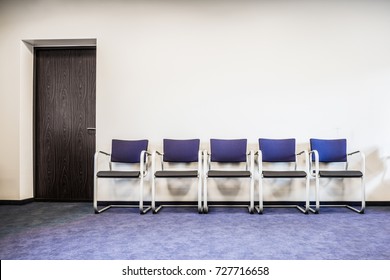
[22, 38, 97, 47]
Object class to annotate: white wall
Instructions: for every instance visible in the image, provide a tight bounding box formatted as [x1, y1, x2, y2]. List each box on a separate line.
[1, 0, 390, 202]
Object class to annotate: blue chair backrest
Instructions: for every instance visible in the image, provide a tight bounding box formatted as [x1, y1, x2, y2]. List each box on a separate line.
[310, 138, 347, 162]
[259, 138, 296, 162]
[210, 139, 247, 162]
[111, 139, 148, 163]
[163, 139, 200, 162]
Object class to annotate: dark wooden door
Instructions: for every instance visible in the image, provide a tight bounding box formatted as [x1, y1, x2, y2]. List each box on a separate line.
[35, 48, 96, 201]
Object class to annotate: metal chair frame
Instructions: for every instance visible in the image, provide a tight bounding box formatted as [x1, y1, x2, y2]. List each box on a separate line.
[93, 146, 151, 214]
[257, 140, 310, 214]
[309, 139, 365, 214]
[151, 140, 203, 214]
[203, 139, 255, 214]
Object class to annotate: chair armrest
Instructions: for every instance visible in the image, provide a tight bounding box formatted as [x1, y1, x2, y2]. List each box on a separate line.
[348, 150, 361, 156]
[257, 150, 263, 173]
[198, 150, 203, 174]
[98, 150, 110, 156]
[308, 150, 319, 176]
[140, 150, 151, 176]
[243, 150, 255, 172]
[140, 150, 151, 159]
[249, 150, 254, 174]
[151, 150, 165, 173]
[203, 150, 209, 174]
[94, 150, 110, 174]
[296, 150, 309, 173]
[347, 150, 365, 174]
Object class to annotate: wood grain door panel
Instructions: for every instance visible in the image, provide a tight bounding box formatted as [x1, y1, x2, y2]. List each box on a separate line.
[35, 48, 96, 201]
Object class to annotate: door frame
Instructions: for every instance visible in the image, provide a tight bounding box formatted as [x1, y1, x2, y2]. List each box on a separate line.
[19, 39, 97, 201]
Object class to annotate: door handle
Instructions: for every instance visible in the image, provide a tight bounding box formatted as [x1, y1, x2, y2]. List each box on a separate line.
[87, 128, 96, 134]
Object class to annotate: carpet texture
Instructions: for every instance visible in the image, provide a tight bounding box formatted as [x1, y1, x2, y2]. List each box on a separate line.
[1, 202, 389, 260]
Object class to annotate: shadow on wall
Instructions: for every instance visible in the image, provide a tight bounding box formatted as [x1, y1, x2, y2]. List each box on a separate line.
[216, 179, 244, 196]
[167, 179, 194, 196]
[364, 148, 390, 199]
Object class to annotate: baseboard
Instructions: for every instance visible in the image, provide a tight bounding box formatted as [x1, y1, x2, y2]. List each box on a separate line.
[97, 201, 390, 207]
[34, 198, 92, 202]
[0, 198, 35, 205]
[308, 201, 390, 207]
[266, 201, 390, 207]
[0, 198, 90, 204]
[364, 201, 390, 206]
[2, 199, 390, 207]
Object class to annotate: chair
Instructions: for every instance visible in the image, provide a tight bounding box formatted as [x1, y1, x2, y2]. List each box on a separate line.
[93, 139, 151, 214]
[309, 138, 365, 214]
[203, 139, 254, 214]
[151, 139, 202, 213]
[257, 138, 310, 214]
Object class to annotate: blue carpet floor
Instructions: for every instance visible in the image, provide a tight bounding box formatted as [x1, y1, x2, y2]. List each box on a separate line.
[0, 202, 389, 260]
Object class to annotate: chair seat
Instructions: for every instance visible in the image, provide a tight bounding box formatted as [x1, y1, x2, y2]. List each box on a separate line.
[262, 170, 307, 178]
[318, 170, 363, 178]
[97, 170, 141, 178]
[155, 170, 198, 178]
[208, 170, 251, 178]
